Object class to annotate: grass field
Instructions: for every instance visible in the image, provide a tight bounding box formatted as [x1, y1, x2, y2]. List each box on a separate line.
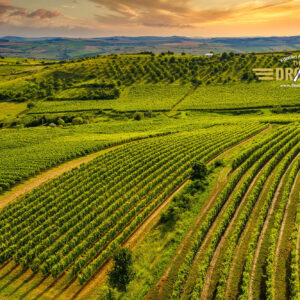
[0, 102, 27, 121]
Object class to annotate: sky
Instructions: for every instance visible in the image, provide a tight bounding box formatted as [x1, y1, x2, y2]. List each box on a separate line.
[0, 0, 300, 37]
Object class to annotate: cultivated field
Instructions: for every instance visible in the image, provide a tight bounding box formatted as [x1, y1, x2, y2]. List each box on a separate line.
[0, 51, 299, 300]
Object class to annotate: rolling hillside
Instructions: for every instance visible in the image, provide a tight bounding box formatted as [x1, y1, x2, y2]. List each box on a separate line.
[0, 50, 299, 300]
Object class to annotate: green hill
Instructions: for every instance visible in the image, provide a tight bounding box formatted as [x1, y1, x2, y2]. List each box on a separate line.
[0, 51, 299, 127]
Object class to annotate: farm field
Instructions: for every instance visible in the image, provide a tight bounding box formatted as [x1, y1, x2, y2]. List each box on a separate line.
[0, 122, 299, 300]
[0, 49, 299, 300]
[31, 84, 192, 113]
[1, 52, 299, 112]
[178, 81, 300, 110]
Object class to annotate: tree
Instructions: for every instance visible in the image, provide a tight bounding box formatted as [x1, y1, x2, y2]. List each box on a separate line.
[220, 52, 228, 61]
[133, 112, 144, 121]
[191, 162, 208, 181]
[108, 247, 135, 292]
[27, 102, 35, 109]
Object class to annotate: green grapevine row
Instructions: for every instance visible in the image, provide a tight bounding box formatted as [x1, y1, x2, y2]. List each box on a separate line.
[191, 131, 300, 299]
[171, 124, 299, 299]
[265, 156, 300, 300]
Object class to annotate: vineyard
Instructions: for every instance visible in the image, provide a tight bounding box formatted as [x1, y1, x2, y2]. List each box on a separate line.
[0, 125, 156, 194]
[143, 122, 300, 300]
[0, 123, 265, 284]
[0, 50, 299, 300]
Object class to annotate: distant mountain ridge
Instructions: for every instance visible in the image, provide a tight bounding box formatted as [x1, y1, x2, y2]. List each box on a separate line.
[0, 36, 299, 60]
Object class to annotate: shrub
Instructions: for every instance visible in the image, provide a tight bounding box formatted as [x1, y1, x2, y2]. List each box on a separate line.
[191, 162, 208, 181]
[27, 102, 35, 109]
[133, 112, 144, 121]
[57, 118, 65, 126]
[72, 117, 84, 125]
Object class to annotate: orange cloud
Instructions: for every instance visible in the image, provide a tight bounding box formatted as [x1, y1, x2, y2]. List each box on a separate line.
[0, 0, 300, 37]
[90, 0, 300, 29]
[0, 1, 60, 20]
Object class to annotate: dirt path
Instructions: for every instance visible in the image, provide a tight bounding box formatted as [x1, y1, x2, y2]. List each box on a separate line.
[156, 167, 229, 297]
[171, 85, 197, 111]
[180, 161, 261, 299]
[0, 144, 126, 210]
[248, 154, 299, 299]
[0, 126, 270, 300]
[296, 207, 300, 291]
[199, 164, 265, 300]
[274, 164, 300, 299]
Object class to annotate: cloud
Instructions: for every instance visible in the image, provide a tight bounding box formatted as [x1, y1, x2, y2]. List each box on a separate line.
[0, 0, 300, 37]
[0, 1, 60, 20]
[90, 0, 300, 28]
[0, 1, 24, 16]
[28, 9, 60, 19]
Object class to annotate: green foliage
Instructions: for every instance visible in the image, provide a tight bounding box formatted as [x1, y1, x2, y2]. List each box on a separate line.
[27, 102, 35, 109]
[213, 159, 224, 168]
[108, 247, 135, 292]
[72, 116, 84, 125]
[133, 112, 144, 121]
[190, 162, 208, 181]
[171, 124, 298, 299]
[180, 82, 300, 110]
[0, 123, 265, 286]
[30, 85, 191, 113]
[160, 180, 207, 224]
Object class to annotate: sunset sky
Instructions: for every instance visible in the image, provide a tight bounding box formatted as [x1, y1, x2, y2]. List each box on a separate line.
[1, 0, 300, 37]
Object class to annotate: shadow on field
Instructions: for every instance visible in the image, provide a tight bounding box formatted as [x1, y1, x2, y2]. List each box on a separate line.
[32, 276, 61, 300]
[0, 262, 18, 281]
[9, 271, 35, 296]
[20, 275, 48, 299]
[0, 265, 26, 293]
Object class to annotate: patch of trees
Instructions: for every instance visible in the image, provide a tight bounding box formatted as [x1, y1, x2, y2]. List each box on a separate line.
[160, 162, 208, 224]
[79, 87, 120, 100]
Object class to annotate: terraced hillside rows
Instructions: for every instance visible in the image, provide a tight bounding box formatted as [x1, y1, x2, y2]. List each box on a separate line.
[0, 123, 265, 286]
[150, 122, 300, 300]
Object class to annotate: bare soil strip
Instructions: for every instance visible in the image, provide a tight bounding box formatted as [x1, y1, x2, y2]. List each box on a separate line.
[171, 85, 197, 111]
[0, 126, 270, 299]
[76, 127, 270, 300]
[74, 182, 188, 300]
[224, 168, 278, 299]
